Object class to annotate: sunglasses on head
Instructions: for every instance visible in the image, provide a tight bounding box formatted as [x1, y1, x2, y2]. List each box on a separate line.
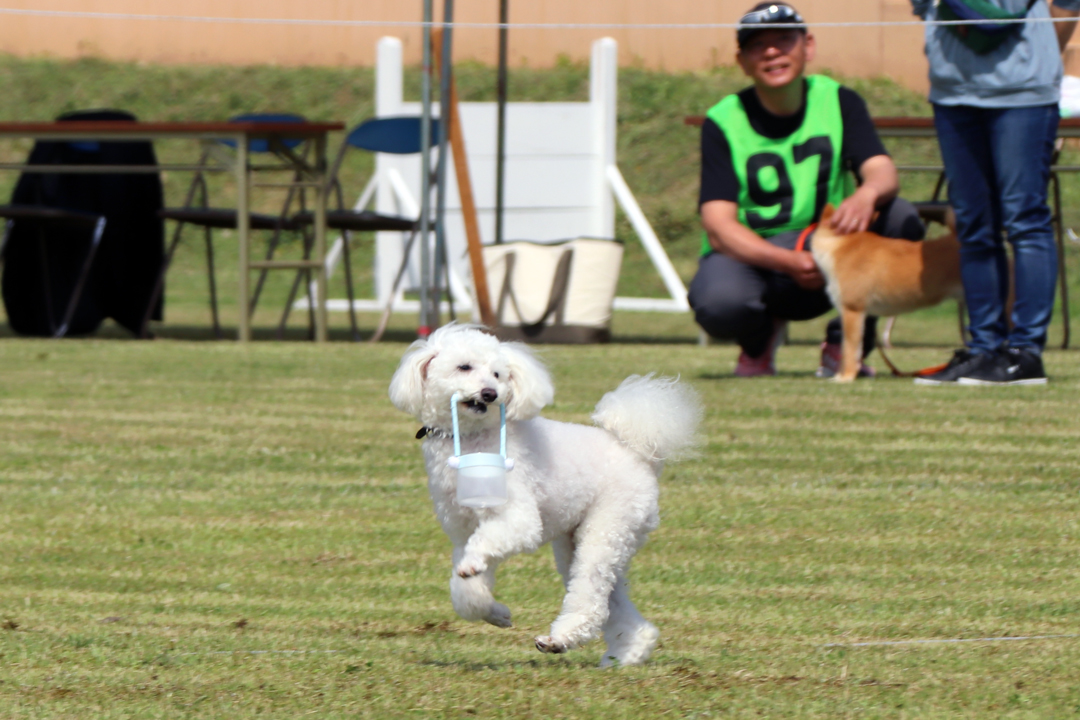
[737, 4, 807, 46]
[739, 4, 804, 26]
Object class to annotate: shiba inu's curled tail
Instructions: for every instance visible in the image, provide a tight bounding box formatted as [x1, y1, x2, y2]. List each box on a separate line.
[591, 374, 703, 462]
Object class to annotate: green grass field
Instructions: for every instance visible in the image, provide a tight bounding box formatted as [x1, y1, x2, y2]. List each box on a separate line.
[1, 335, 1079, 718]
[1, 55, 1080, 717]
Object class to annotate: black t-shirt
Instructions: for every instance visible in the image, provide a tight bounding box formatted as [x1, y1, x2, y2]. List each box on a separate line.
[698, 81, 888, 208]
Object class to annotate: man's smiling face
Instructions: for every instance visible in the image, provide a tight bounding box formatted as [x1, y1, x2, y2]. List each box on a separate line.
[737, 29, 814, 91]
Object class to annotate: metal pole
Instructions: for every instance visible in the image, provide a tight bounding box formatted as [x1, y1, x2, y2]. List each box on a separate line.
[418, 0, 434, 337]
[236, 132, 250, 342]
[495, 0, 508, 244]
[313, 132, 329, 342]
[433, 0, 455, 330]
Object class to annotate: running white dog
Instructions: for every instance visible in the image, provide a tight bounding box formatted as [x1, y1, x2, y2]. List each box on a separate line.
[389, 324, 701, 667]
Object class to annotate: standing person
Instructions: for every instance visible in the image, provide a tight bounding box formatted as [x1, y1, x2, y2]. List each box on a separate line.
[690, 2, 925, 378]
[911, 0, 1079, 385]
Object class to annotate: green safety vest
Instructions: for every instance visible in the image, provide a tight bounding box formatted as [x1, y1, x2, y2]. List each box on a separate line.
[701, 74, 852, 255]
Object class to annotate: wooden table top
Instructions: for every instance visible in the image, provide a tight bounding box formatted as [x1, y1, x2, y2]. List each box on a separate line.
[683, 115, 1080, 130]
[873, 116, 1080, 129]
[0, 121, 345, 135]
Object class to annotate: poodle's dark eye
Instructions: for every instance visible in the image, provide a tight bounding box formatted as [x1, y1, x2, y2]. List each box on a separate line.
[494, 372, 500, 379]
[458, 364, 472, 372]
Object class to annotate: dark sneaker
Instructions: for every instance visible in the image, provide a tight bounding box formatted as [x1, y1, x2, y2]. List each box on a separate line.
[957, 347, 1047, 386]
[1005, 348, 1049, 385]
[913, 348, 982, 386]
[734, 319, 787, 378]
[815, 341, 876, 379]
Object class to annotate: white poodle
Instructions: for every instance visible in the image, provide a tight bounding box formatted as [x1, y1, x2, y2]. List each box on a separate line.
[388, 324, 701, 667]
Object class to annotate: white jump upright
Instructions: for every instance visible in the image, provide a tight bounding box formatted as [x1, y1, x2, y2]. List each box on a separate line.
[320, 35, 690, 317]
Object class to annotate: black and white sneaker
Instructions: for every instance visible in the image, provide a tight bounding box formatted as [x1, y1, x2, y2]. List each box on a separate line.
[956, 347, 1047, 386]
[1007, 348, 1049, 385]
[913, 349, 983, 386]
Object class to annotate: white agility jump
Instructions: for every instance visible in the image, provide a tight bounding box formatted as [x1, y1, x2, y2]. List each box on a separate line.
[313, 35, 690, 318]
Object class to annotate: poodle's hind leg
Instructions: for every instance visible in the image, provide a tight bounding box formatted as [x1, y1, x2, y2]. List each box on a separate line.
[449, 548, 512, 628]
[598, 576, 659, 668]
[536, 503, 655, 656]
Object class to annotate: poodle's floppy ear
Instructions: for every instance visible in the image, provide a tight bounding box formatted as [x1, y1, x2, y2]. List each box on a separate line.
[501, 341, 553, 421]
[389, 338, 437, 419]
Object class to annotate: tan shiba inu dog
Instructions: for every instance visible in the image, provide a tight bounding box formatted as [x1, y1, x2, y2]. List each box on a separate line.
[811, 204, 963, 382]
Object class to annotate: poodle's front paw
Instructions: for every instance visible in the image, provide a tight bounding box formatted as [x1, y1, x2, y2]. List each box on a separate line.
[455, 555, 488, 578]
[484, 602, 512, 628]
[534, 636, 568, 654]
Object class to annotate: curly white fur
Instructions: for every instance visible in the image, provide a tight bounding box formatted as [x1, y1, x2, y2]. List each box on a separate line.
[593, 374, 702, 462]
[388, 324, 702, 667]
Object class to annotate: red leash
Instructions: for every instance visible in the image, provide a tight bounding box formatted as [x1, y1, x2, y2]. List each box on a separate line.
[795, 222, 817, 253]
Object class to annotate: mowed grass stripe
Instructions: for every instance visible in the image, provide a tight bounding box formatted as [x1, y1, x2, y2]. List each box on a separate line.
[2, 336, 1080, 717]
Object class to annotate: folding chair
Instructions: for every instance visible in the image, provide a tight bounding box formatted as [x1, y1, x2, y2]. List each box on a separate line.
[288, 116, 440, 341]
[0, 208, 105, 337]
[0, 109, 163, 338]
[143, 113, 310, 339]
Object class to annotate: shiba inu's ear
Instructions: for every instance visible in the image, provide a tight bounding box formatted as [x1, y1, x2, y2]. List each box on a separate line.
[819, 204, 835, 225]
[389, 337, 438, 419]
[501, 341, 553, 421]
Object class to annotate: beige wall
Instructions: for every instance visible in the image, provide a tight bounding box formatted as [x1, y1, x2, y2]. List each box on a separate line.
[0, 0, 992, 94]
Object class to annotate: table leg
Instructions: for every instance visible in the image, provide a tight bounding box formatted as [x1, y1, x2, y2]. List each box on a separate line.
[314, 133, 329, 343]
[236, 133, 251, 342]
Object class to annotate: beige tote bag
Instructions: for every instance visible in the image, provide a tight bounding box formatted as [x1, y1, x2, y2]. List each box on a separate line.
[480, 237, 623, 343]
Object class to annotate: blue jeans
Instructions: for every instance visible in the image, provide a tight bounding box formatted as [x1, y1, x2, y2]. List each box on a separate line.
[932, 103, 1059, 354]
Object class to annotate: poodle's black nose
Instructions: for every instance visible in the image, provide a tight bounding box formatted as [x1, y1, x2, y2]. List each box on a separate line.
[480, 388, 498, 403]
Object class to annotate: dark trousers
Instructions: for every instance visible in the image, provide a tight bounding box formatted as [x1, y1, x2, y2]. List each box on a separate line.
[688, 197, 925, 358]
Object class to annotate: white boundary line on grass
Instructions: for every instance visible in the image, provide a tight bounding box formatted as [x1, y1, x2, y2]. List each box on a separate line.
[0, 8, 1075, 30]
[176, 634, 1080, 656]
[177, 649, 349, 656]
[822, 634, 1080, 648]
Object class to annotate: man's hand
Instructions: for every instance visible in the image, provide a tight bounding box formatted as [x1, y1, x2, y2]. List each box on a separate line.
[828, 154, 899, 235]
[829, 186, 877, 235]
[702, 200, 826, 289]
[787, 250, 825, 290]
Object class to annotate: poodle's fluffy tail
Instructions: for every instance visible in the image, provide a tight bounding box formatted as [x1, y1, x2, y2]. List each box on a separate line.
[591, 374, 702, 462]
